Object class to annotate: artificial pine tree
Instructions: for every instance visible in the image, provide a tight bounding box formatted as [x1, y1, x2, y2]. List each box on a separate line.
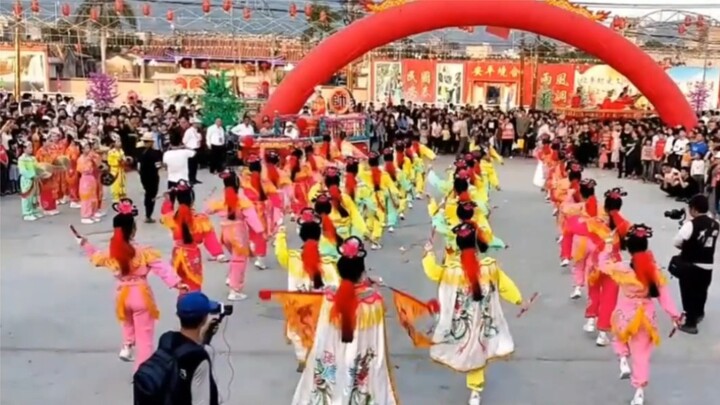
[199, 71, 244, 127]
[687, 81, 710, 112]
[536, 85, 553, 112]
[86, 72, 119, 109]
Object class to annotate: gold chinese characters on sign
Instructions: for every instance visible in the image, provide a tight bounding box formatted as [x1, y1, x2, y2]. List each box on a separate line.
[361, 0, 408, 13]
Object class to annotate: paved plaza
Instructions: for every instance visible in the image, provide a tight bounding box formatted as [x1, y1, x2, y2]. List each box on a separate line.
[1, 158, 718, 405]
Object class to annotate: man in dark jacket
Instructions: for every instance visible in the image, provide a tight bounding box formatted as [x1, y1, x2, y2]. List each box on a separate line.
[137, 133, 163, 223]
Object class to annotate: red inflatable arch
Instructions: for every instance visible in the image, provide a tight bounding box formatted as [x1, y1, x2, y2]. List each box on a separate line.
[261, 0, 697, 129]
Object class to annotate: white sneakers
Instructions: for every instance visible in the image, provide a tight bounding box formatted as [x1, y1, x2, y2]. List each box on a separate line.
[118, 345, 134, 362]
[227, 291, 247, 301]
[81, 218, 95, 225]
[468, 390, 482, 405]
[560, 258, 570, 267]
[45, 210, 60, 216]
[619, 356, 631, 380]
[254, 258, 268, 270]
[407, 201, 413, 209]
[70, 202, 82, 209]
[631, 388, 644, 405]
[570, 286, 582, 299]
[371, 243, 382, 250]
[596, 331, 610, 347]
[23, 215, 38, 222]
[388, 226, 395, 233]
[583, 318, 597, 333]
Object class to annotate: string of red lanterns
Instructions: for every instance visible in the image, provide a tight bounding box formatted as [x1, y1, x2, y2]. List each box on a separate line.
[166, 9, 175, 22]
[243, 7, 251, 20]
[678, 14, 708, 35]
[142, 3, 151, 17]
[305, 3, 312, 20]
[13, 3, 22, 18]
[61, 3, 71, 17]
[114, 0, 124, 14]
[289, 3, 297, 18]
[31, 0, 40, 14]
[90, 6, 99, 22]
[202, 0, 211, 14]
[223, 0, 232, 13]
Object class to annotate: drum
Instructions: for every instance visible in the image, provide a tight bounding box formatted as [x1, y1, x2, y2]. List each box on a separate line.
[100, 170, 116, 186]
[54, 156, 71, 170]
[36, 163, 54, 179]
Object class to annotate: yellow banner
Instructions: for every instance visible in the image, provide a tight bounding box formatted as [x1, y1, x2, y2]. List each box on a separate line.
[390, 289, 435, 348]
[260, 291, 324, 351]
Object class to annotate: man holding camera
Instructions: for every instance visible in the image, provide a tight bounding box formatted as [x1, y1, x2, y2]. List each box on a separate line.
[671, 194, 718, 335]
[134, 292, 221, 405]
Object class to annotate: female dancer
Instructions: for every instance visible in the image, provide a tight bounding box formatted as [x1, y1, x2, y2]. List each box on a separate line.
[240, 154, 280, 269]
[263, 150, 291, 222]
[34, 137, 60, 216]
[580, 187, 631, 346]
[286, 147, 315, 218]
[89, 139, 107, 217]
[18, 142, 43, 221]
[77, 141, 100, 224]
[597, 225, 681, 405]
[408, 136, 436, 198]
[565, 178, 600, 297]
[359, 152, 401, 248]
[382, 147, 409, 224]
[160, 181, 225, 293]
[107, 138, 128, 203]
[274, 208, 340, 371]
[207, 170, 264, 300]
[77, 198, 186, 370]
[393, 142, 417, 206]
[308, 166, 368, 240]
[290, 237, 400, 404]
[422, 222, 527, 405]
[66, 139, 81, 209]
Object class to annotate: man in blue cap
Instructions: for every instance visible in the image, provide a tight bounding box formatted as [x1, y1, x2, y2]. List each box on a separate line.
[155, 292, 220, 405]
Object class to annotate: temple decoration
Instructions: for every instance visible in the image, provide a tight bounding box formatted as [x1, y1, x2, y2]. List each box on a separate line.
[545, 0, 610, 22]
[361, 0, 407, 13]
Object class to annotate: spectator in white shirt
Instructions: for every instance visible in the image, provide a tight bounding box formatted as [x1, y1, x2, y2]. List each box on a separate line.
[671, 129, 689, 169]
[182, 116, 203, 184]
[230, 116, 255, 138]
[206, 118, 226, 174]
[284, 122, 299, 139]
[163, 133, 196, 205]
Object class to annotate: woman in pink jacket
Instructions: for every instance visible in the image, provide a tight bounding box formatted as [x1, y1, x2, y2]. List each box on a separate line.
[597, 224, 682, 405]
[78, 199, 187, 371]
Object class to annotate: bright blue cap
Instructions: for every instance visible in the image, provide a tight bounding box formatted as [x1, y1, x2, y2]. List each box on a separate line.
[176, 292, 221, 319]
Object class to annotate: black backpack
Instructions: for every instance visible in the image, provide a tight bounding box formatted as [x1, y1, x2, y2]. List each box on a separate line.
[133, 339, 206, 405]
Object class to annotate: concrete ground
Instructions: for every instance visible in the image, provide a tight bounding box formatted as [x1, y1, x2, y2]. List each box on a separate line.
[1, 157, 718, 405]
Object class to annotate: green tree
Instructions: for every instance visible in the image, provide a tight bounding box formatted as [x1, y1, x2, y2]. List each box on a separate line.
[73, 0, 138, 73]
[301, 2, 343, 41]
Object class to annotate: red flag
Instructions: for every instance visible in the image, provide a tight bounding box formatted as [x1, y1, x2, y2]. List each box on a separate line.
[259, 290, 324, 351]
[390, 288, 438, 348]
[486, 26, 510, 40]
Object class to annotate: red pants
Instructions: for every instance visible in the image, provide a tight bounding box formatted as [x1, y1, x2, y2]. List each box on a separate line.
[249, 229, 267, 257]
[585, 272, 619, 331]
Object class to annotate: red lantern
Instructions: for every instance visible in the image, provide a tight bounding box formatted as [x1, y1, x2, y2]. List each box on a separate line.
[678, 24, 687, 35]
[90, 7, 99, 22]
[319, 10, 327, 23]
[61, 3, 71, 17]
[684, 15, 693, 26]
[166, 9, 175, 22]
[243, 7, 251, 20]
[13, 3, 22, 17]
[142, 4, 151, 17]
[304, 3, 312, 20]
[222, 0, 232, 13]
[115, 0, 124, 13]
[31, 0, 40, 14]
[611, 16, 626, 30]
[289, 2, 297, 18]
[696, 15, 705, 28]
[202, 0, 210, 14]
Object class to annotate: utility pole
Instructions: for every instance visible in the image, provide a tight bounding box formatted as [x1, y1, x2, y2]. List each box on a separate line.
[14, 0, 22, 100]
[518, 32, 526, 108]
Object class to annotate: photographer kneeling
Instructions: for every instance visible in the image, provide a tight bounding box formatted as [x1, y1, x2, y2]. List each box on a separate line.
[669, 194, 718, 335]
[134, 292, 230, 405]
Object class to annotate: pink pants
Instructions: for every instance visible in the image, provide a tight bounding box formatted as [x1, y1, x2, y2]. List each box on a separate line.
[249, 230, 267, 257]
[120, 287, 156, 372]
[586, 273, 619, 331]
[612, 330, 654, 388]
[560, 215, 581, 259]
[228, 254, 248, 292]
[571, 249, 591, 287]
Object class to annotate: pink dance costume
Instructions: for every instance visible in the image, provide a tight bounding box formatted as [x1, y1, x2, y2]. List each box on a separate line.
[597, 224, 680, 405]
[77, 154, 99, 220]
[160, 181, 224, 293]
[81, 199, 181, 371]
[207, 170, 265, 299]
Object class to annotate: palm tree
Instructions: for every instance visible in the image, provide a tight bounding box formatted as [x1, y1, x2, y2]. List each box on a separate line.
[73, 0, 138, 73]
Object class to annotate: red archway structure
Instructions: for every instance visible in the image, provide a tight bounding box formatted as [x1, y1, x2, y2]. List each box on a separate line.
[262, 0, 696, 129]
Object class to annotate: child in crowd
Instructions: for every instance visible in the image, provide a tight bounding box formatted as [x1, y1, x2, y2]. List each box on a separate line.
[641, 139, 654, 182]
[441, 123, 452, 154]
[690, 153, 706, 193]
[598, 144, 609, 169]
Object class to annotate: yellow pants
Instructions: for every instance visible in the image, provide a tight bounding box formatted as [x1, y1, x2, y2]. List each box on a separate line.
[466, 368, 485, 391]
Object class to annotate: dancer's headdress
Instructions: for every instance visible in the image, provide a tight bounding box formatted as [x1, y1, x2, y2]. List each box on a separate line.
[453, 222, 486, 302]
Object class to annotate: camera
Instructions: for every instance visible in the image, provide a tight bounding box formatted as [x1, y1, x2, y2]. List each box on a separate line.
[664, 208, 686, 226]
[216, 303, 234, 317]
[203, 303, 233, 345]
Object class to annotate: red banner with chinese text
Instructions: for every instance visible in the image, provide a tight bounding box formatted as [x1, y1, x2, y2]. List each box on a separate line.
[401, 59, 436, 103]
[258, 290, 324, 352]
[521, 64, 576, 108]
[463, 61, 523, 105]
[390, 288, 436, 348]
